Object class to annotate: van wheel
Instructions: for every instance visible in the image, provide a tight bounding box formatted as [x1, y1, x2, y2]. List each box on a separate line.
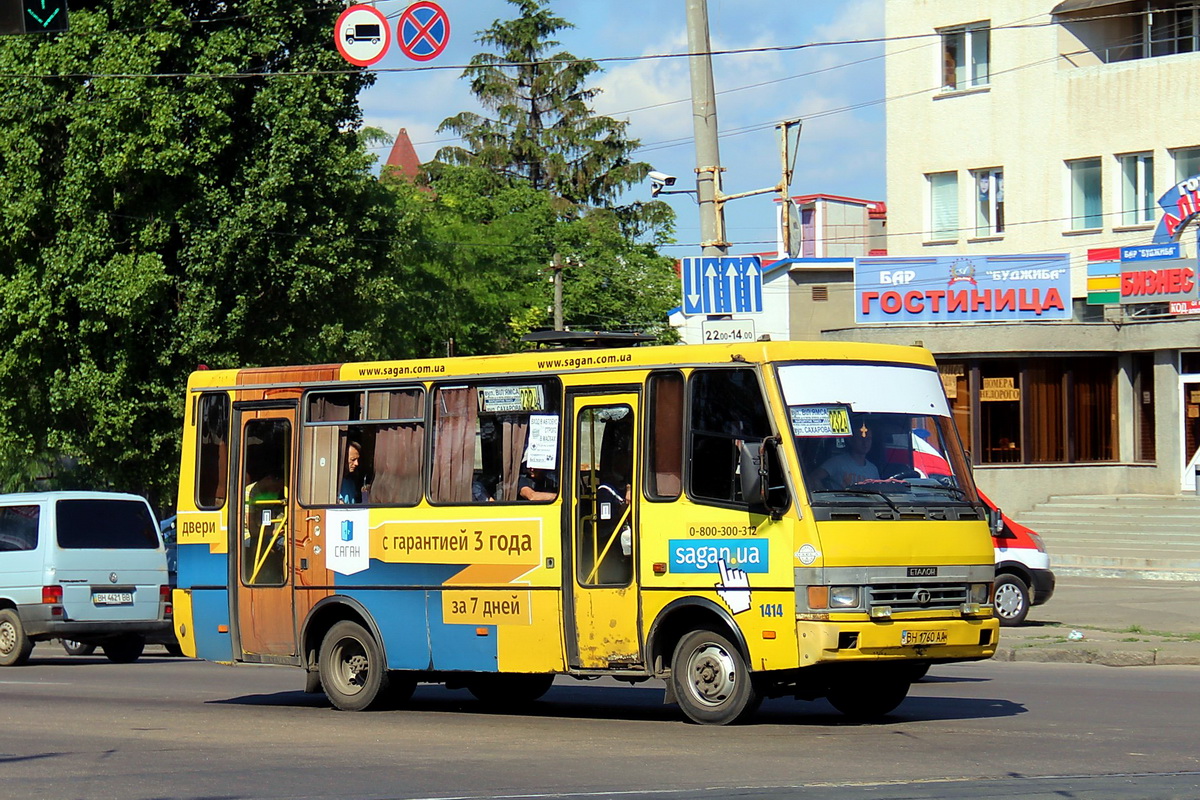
[62, 639, 97, 656]
[827, 677, 910, 720]
[0, 609, 34, 667]
[103, 635, 146, 663]
[319, 621, 391, 711]
[671, 629, 760, 725]
[994, 573, 1030, 627]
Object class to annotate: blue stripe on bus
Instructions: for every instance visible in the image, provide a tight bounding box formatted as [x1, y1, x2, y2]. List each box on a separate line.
[176, 543, 228, 589]
[340, 587, 499, 671]
[190, 588, 234, 662]
[427, 590, 498, 671]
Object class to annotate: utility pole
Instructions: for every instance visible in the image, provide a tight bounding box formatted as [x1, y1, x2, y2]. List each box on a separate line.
[685, 0, 726, 259]
[685, 1, 802, 260]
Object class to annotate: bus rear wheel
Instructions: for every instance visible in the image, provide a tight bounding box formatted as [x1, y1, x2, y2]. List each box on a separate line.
[671, 629, 760, 725]
[320, 621, 391, 711]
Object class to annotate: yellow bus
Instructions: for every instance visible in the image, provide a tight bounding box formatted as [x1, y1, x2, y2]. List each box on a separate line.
[172, 338, 998, 724]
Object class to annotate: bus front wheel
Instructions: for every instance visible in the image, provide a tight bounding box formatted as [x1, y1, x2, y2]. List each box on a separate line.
[670, 629, 760, 725]
[319, 621, 391, 711]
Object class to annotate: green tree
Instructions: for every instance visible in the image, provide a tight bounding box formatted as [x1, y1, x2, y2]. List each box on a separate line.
[436, 0, 651, 211]
[0, 0, 407, 507]
[429, 0, 679, 345]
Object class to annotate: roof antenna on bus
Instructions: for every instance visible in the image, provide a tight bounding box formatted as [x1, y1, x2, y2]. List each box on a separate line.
[731, 354, 747, 363]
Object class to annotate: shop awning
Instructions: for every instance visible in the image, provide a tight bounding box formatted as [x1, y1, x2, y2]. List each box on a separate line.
[1051, 0, 1130, 16]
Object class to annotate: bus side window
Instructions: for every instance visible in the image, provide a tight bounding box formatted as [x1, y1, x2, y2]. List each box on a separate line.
[646, 371, 683, 499]
[364, 389, 424, 505]
[303, 391, 358, 506]
[196, 393, 230, 510]
[431, 381, 560, 504]
[688, 369, 771, 505]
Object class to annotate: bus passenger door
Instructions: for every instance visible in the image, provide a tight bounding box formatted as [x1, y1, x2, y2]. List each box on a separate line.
[567, 392, 642, 669]
[232, 404, 298, 659]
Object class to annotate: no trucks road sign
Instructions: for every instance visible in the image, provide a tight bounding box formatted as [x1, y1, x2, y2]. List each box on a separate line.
[335, 4, 391, 67]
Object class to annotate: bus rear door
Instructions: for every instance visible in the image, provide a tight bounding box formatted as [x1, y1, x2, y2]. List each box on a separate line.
[566, 392, 642, 669]
[232, 404, 298, 659]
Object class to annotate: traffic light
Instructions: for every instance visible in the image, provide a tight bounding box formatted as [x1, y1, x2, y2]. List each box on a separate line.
[0, 0, 68, 34]
[23, 0, 67, 33]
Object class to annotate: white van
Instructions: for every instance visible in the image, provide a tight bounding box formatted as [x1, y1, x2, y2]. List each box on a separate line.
[0, 491, 171, 666]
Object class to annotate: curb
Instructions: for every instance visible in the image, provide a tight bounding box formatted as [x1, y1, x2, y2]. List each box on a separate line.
[993, 646, 1200, 667]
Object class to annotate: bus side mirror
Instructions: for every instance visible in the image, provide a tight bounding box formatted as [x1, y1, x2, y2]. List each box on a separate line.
[738, 440, 763, 504]
[739, 437, 788, 520]
[988, 505, 1005, 535]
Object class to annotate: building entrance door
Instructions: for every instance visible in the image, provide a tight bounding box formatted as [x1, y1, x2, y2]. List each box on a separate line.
[1181, 379, 1200, 492]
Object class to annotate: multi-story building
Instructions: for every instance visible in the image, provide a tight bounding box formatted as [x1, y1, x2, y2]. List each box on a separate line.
[824, 0, 1200, 509]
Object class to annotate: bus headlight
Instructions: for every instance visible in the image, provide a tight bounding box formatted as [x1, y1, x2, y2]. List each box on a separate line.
[806, 586, 861, 610]
[829, 586, 860, 609]
[969, 583, 991, 605]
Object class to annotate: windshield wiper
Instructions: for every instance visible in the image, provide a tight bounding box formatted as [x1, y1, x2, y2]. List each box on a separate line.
[811, 488, 901, 514]
[912, 483, 968, 499]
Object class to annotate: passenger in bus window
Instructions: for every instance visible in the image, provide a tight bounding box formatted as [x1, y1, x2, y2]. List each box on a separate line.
[338, 440, 364, 504]
[472, 473, 495, 502]
[518, 465, 557, 502]
[814, 421, 879, 490]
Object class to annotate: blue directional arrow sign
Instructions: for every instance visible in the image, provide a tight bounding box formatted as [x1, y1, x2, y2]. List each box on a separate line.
[681, 255, 763, 316]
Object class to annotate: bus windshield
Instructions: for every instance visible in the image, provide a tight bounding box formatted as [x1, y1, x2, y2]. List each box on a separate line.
[777, 362, 979, 511]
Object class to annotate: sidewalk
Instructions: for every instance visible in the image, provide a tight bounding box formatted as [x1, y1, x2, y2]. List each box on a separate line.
[991, 577, 1200, 666]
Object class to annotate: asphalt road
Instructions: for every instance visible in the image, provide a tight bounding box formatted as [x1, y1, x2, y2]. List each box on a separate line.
[2, 650, 1200, 800]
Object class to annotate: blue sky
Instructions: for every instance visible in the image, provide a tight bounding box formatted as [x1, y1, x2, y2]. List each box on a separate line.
[356, 0, 886, 255]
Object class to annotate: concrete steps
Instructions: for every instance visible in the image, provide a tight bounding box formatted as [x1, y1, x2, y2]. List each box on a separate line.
[1011, 495, 1200, 581]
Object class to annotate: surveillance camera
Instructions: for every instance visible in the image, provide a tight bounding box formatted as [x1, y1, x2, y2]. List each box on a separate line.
[648, 171, 677, 186]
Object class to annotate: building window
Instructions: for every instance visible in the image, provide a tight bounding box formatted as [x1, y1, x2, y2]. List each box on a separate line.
[811, 286, 829, 302]
[972, 168, 1004, 236]
[1118, 153, 1155, 226]
[1147, 3, 1198, 57]
[940, 23, 990, 91]
[1068, 158, 1103, 230]
[969, 357, 1117, 466]
[1134, 354, 1156, 462]
[1174, 146, 1200, 181]
[928, 171, 958, 240]
[1068, 1, 1200, 63]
